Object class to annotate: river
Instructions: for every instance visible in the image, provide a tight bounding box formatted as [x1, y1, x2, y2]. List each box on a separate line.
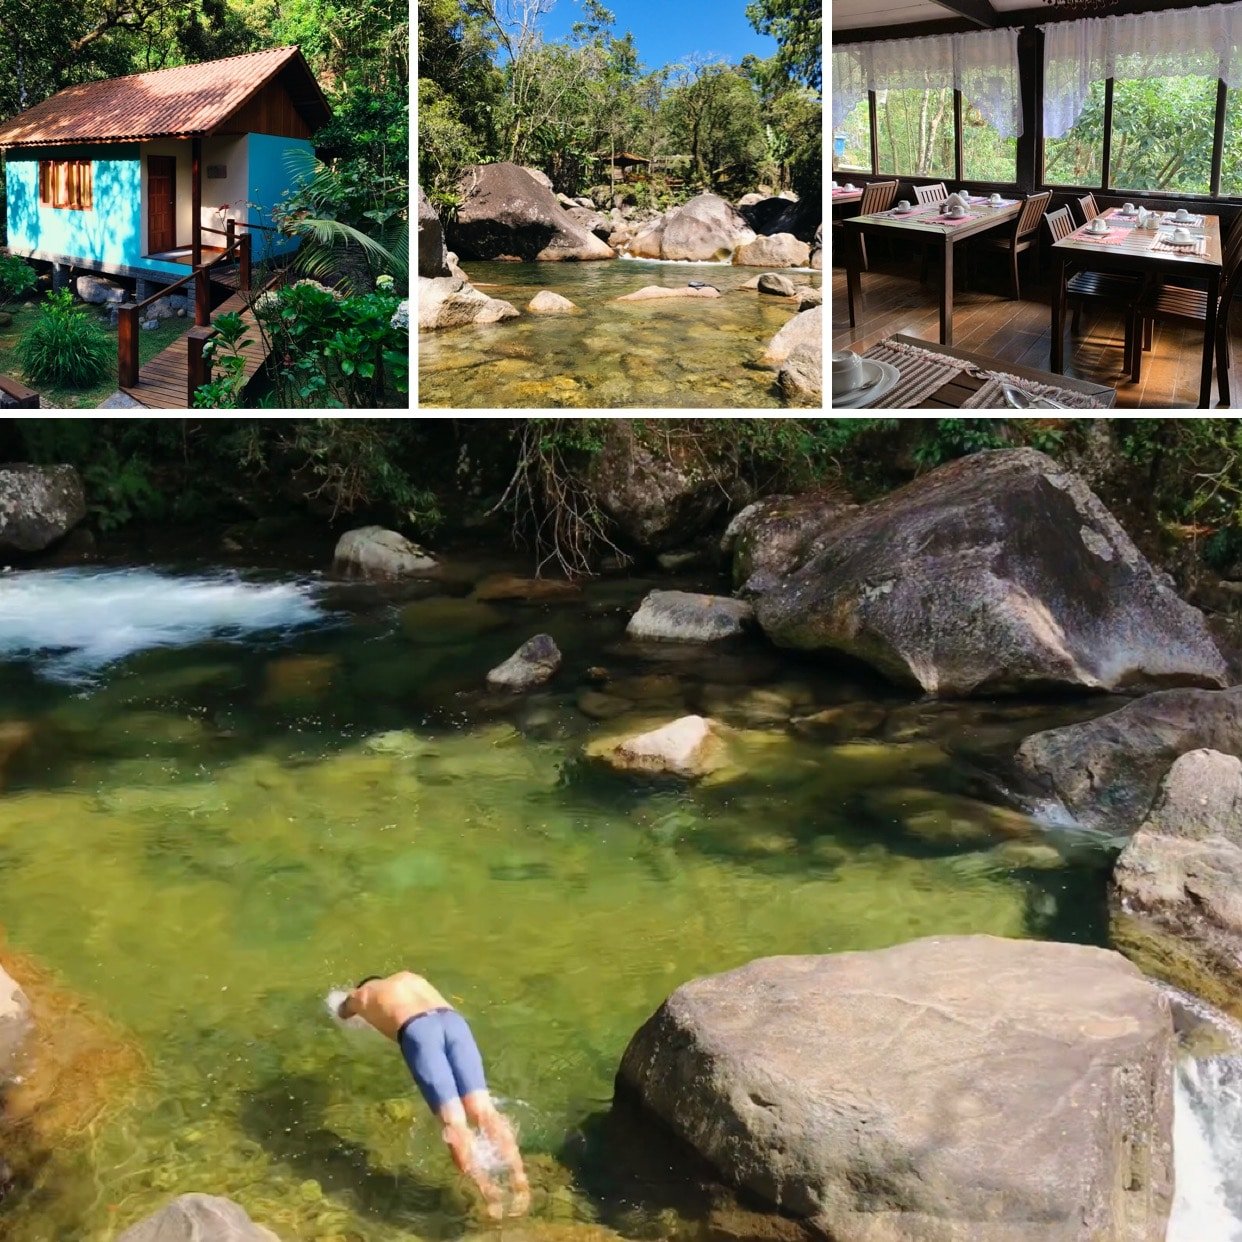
[417, 259, 821, 409]
[0, 561, 1236, 1239]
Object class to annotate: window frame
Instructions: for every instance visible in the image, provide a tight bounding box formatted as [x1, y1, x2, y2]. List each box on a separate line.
[837, 87, 1020, 186]
[1040, 75, 1229, 199]
[38, 159, 94, 211]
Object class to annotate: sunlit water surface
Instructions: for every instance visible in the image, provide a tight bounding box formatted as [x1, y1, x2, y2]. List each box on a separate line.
[417, 259, 821, 409]
[0, 564, 1228, 1240]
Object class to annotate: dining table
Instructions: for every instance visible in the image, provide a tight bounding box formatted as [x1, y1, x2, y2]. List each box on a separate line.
[1050, 206, 1223, 408]
[831, 186, 863, 207]
[842, 195, 1022, 346]
[838, 333, 1116, 408]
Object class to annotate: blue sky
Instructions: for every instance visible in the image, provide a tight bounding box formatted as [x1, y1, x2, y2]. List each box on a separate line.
[536, 0, 778, 71]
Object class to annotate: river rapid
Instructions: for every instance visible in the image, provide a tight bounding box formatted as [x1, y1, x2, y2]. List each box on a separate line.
[0, 561, 1237, 1240]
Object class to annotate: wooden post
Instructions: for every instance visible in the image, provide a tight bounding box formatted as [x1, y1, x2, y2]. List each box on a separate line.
[195, 271, 210, 327]
[117, 305, 139, 387]
[226, 218, 235, 252]
[186, 325, 213, 406]
[191, 135, 202, 268]
[239, 232, 251, 292]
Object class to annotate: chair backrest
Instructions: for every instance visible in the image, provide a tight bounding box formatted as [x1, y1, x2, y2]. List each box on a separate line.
[1045, 206, 1075, 244]
[1015, 191, 1053, 241]
[914, 182, 948, 205]
[1077, 194, 1099, 224]
[1223, 211, 1242, 261]
[1217, 236, 1242, 334]
[860, 179, 898, 215]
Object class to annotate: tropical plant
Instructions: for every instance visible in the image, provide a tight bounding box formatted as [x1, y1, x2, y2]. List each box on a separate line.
[0, 254, 37, 315]
[16, 289, 111, 387]
[192, 312, 254, 408]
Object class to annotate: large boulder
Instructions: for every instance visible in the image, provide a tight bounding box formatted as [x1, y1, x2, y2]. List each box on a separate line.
[722, 490, 853, 590]
[757, 273, 797, 297]
[116, 1194, 279, 1242]
[617, 936, 1175, 1242]
[733, 233, 812, 268]
[418, 275, 519, 331]
[566, 204, 612, 241]
[486, 633, 562, 692]
[418, 184, 450, 278]
[0, 464, 86, 553]
[626, 590, 754, 642]
[75, 274, 126, 304]
[777, 342, 822, 406]
[332, 526, 437, 579]
[452, 163, 616, 262]
[580, 420, 730, 552]
[521, 166, 554, 190]
[744, 449, 1229, 697]
[1111, 748, 1242, 1014]
[738, 196, 821, 244]
[0, 964, 31, 1084]
[759, 306, 821, 366]
[626, 194, 756, 262]
[527, 290, 578, 315]
[1014, 686, 1242, 832]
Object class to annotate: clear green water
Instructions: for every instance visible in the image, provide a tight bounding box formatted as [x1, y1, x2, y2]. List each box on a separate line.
[417, 260, 821, 409]
[0, 563, 1117, 1241]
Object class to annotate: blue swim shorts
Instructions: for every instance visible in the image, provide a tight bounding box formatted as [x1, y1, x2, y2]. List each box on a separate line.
[397, 1007, 488, 1113]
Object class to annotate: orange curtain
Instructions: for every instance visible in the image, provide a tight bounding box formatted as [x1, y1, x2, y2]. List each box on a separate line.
[38, 160, 92, 210]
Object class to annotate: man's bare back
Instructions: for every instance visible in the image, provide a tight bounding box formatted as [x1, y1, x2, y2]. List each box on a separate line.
[338, 970, 530, 1218]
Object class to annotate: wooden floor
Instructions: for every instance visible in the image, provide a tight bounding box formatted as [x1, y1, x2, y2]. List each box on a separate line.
[119, 285, 270, 410]
[832, 250, 1242, 409]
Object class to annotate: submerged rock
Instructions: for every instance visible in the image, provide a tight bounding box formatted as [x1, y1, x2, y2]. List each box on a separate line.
[401, 596, 505, 643]
[588, 714, 727, 779]
[116, 1193, 280, 1241]
[487, 633, 563, 691]
[452, 163, 615, 262]
[527, 290, 579, 314]
[790, 701, 887, 741]
[0, 964, 30, 1083]
[756, 273, 797, 296]
[418, 275, 519, 331]
[617, 936, 1174, 1242]
[626, 590, 754, 643]
[745, 449, 1228, 698]
[1111, 748, 1242, 1014]
[472, 573, 581, 602]
[0, 464, 86, 553]
[615, 285, 721, 301]
[1014, 685, 1242, 832]
[332, 526, 437, 579]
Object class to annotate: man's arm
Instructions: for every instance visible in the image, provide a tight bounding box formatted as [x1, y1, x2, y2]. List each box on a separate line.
[338, 989, 360, 1020]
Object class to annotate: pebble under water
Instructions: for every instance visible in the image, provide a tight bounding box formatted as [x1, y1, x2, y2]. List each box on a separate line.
[0, 562, 1233, 1240]
[417, 259, 821, 409]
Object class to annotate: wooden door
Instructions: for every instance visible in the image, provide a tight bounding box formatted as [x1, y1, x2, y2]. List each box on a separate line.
[148, 156, 176, 253]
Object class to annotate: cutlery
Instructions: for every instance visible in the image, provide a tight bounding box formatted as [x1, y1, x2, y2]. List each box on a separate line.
[1001, 383, 1068, 410]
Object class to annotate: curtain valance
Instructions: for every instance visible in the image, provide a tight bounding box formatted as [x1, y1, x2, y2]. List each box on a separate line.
[1043, 2, 1242, 138]
[832, 29, 1022, 140]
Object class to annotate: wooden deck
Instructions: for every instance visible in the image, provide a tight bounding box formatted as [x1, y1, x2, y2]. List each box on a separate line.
[118, 284, 271, 409]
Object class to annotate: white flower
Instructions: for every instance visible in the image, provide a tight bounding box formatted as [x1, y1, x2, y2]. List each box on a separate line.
[390, 300, 410, 330]
[253, 291, 280, 315]
[293, 278, 344, 300]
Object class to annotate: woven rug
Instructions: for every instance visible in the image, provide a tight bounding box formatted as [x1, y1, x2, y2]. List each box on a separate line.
[858, 339, 1111, 409]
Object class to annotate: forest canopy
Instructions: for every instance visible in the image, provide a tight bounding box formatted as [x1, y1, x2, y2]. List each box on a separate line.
[417, 0, 822, 206]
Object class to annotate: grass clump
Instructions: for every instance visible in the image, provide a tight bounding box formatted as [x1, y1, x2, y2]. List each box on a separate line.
[17, 290, 112, 388]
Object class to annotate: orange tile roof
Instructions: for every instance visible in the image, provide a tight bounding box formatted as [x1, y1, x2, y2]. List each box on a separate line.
[0, 46, 332, 148]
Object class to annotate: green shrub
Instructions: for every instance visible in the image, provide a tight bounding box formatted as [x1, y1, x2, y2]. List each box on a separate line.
[17, 290, 112, 388]
[0, 255, 37, 312]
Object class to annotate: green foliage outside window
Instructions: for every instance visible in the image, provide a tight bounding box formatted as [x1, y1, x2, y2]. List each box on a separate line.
[875, 87, 955, 178]
[961, 99, 1016, 183]
[1044, 81, 1106, 186]
[834, 98, 870, 173]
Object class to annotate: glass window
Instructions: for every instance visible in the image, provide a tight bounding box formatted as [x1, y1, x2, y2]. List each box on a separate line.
[961, 98, 1016, 183]
[875, 87, 955, 178]
[1044, 80, 1106, 187]
[1220, 86, 1242, 196]
[833, 97, 871, 174]
[1109, 75, 1216, 194]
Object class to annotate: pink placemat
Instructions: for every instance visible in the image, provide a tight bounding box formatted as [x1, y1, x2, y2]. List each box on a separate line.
[936, 212, 983, 227]
[832, 188, 861, 197]
[886, 204, 941, 218]
[1152, 234, 1207, 255]
[1072, 227, 1130, 244]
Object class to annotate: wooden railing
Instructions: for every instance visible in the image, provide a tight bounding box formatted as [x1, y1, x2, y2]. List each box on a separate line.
[118, 231, 251, 390]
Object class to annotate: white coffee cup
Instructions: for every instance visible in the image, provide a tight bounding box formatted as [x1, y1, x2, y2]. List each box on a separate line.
[1123, 202, 1136, 214]
[989, 192, 1002, 205]
[831, 180, 839, 189]
[896, 199, 910, 211]
[1173, 226, 1193, 243]
[1175, 208, 1191, 221]
[948, 205, 966, 217]
[832, 351, 864, 397]
[1089, 218, 1107, 233]
[845, 183, 856, 190]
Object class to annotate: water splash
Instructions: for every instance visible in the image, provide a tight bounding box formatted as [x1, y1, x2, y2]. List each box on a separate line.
[324, 989, 386, 1042]
[0, 568, 324, 679]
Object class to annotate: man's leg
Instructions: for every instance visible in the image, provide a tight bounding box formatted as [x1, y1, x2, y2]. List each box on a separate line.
[438, 1098, 505, 1219]
[463, 1091, 531, 1214]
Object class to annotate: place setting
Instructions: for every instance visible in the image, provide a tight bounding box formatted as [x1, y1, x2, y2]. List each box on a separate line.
[832, 180, 861, 198]
[832, 348, 901, 408]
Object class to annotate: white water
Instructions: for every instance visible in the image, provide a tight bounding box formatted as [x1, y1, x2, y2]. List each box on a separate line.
[1165, 988, 1242, 1240]
[0, 568, 323, 679]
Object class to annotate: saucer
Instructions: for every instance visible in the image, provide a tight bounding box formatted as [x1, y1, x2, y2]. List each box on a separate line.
[833, 359, 901, 409]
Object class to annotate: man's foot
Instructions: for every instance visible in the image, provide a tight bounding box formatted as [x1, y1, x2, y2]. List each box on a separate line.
[508, 1183, 531, 1216]
[484, 1196, 505, 1222]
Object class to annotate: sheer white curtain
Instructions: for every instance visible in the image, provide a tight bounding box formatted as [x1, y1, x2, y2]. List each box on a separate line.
[1043, 2, 1242, 138]
[832, 29, 1022, 139]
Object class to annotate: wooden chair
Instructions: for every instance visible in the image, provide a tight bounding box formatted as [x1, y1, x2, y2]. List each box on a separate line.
[914, 182, 948, 206]
[1128, 231, 1242, 401]
[834, 179, 897, 271]
[976, 191, 1051, 299]
[1077, 194, 1100, 225]
[1045, 206, 1146, 372]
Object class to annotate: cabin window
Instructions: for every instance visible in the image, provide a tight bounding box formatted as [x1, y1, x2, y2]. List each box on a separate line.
[39, 159, 93, 211]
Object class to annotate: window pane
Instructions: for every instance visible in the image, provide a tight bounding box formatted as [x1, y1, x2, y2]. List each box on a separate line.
[875, 87, 955, 178]
[1109, 76, 1215, 193]
[1221, 88, 1242, 195]
[1044, 80, 1105, 187]
[961, 98, 1016, 183]
[833, 97, 871, 174]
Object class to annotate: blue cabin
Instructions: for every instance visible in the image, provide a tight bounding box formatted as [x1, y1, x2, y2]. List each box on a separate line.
[0, 47, 331, 299]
